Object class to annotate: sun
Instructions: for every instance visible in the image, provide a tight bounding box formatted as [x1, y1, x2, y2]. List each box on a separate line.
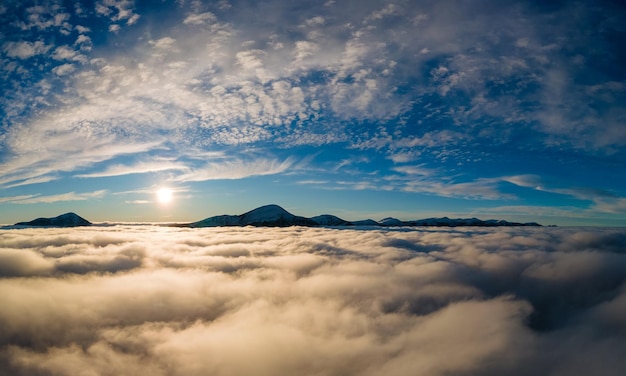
[156, 188, 173, 204]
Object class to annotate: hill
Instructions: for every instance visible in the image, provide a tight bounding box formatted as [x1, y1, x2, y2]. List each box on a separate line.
[12, 212, 92, 227]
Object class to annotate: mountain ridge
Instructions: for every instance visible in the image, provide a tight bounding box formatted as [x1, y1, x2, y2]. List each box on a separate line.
[184, 204, 542, 228]
[11, 212, 92, 228]
[190, 204, 317, 227]
[3, 205, 543, 229]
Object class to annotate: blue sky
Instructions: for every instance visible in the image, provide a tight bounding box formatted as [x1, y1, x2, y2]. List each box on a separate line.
[1, 0, 625, 225]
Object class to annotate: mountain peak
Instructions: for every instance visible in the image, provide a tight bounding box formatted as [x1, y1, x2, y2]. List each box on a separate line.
[310, 214, 350, 226]
[239, 204, 316, 226]
[190, 204, 317, 227]
[240, 204, 291, 219]
[14, 212, 92, 227]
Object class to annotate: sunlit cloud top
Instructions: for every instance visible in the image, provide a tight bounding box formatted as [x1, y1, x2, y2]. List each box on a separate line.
[2, 225, 626, 374]
[1, 0, 625, 224]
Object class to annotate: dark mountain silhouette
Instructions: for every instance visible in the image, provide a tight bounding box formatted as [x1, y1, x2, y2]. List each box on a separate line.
[13, 212, 92, 227]
[310, 214, 350, 226]
[184, 204, 542, 228]
[190, 204, 317, 227]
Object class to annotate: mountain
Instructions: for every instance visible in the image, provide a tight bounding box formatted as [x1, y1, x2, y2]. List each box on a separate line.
[180, 204, 542, 228]
[406, 217, 541, 227]
[379, 217, 405, 226]
[13, 212, 92, 227]
[191, 214, 240, 227]
[351, 219, 381, 226]
[3, 206, 542, 229]
[310, 214, 350, 226]
[239, 204, 317, 226]
[190, 204, 317, 227]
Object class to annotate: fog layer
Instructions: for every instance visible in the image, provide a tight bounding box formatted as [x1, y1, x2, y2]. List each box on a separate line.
[1, 226, 625, 375]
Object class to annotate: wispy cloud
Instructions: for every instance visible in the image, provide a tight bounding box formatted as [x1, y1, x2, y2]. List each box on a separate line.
[503, 174, 626, 214]
[0, 194, 38, 204]
[2, 190, 107, 204]
[125, 200, 151, 204]
[183, 12, 216, 25]
[174, 157, 296, 182]
[76, 160, 189, 178]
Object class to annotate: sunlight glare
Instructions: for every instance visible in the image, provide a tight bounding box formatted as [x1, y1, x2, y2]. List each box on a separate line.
[157, 188, 173, 204]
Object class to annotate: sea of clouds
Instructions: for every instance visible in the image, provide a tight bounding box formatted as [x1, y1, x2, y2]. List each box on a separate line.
[1, 225, 626, 375]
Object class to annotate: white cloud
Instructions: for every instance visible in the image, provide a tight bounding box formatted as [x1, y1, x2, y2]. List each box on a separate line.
[402, 177, 512, 200]
[76, 160, 189, 178]
[2, 41, 50, 59]
[174, 157, 295, 182]
[7, 190, 107, 204]
[1, 226, 625, 374]
[96, 0, 140, 24]
[13, 6, 71, 31]
[127, 13, 141, 25]
[217, 0, 231, 10]
[0, 119, 163, 188]
[75, 34, 92, 46]
[293, 41, 318, 62]
[0, 194, 38, 204]
[52, 45, 86, 62]
[502, 174, 543, 189]
[125, 200, 150, 204]
[591, 197, 626, 214]
[364, 3, 398, 23]
[149, 37, 177, 50]
[305, 16, 325, 27]
[75, 25, 91, 33]
[52, 63, 75, 76]
[392, 165, 434, 176]
[235, 49, 265, 70]
[183, 12, 216, 25]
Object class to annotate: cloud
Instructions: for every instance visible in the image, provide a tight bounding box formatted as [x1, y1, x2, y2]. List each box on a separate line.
[1, 226, 626, 375]
[125, 200, 150, 204]
[316, 164, 512, 200]
[2, 41, 51, 59]
[3, 190, 107, 204]
[183, 12, 217, 25]
[364, 3, 398, 23]
[0, 0, 625, 224]
[76, 160, 189, 178]
[0, 194, 38, 204]
[52, 63, 75, 76]
[400, 177, 513, 200]
[11, 5, 72, 31]
[96, 0, 140, 24]
[592, 198, 626, 214]
[1, 0, 429, 189]
[174, 157, 295, 182]
[51, 45, 86, 62]
[501, 176, 626, 215]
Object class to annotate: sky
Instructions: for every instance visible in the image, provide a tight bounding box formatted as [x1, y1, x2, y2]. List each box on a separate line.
[1, 0, 625, 225]
[2, 225, 626, 375]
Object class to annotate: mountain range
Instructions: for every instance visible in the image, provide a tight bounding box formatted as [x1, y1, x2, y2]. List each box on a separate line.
[183, 204, 542, 227]
[4, 205, 542, 228]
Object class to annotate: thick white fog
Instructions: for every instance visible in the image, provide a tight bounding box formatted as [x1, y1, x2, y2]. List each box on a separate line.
[1, 225, 626, 375]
